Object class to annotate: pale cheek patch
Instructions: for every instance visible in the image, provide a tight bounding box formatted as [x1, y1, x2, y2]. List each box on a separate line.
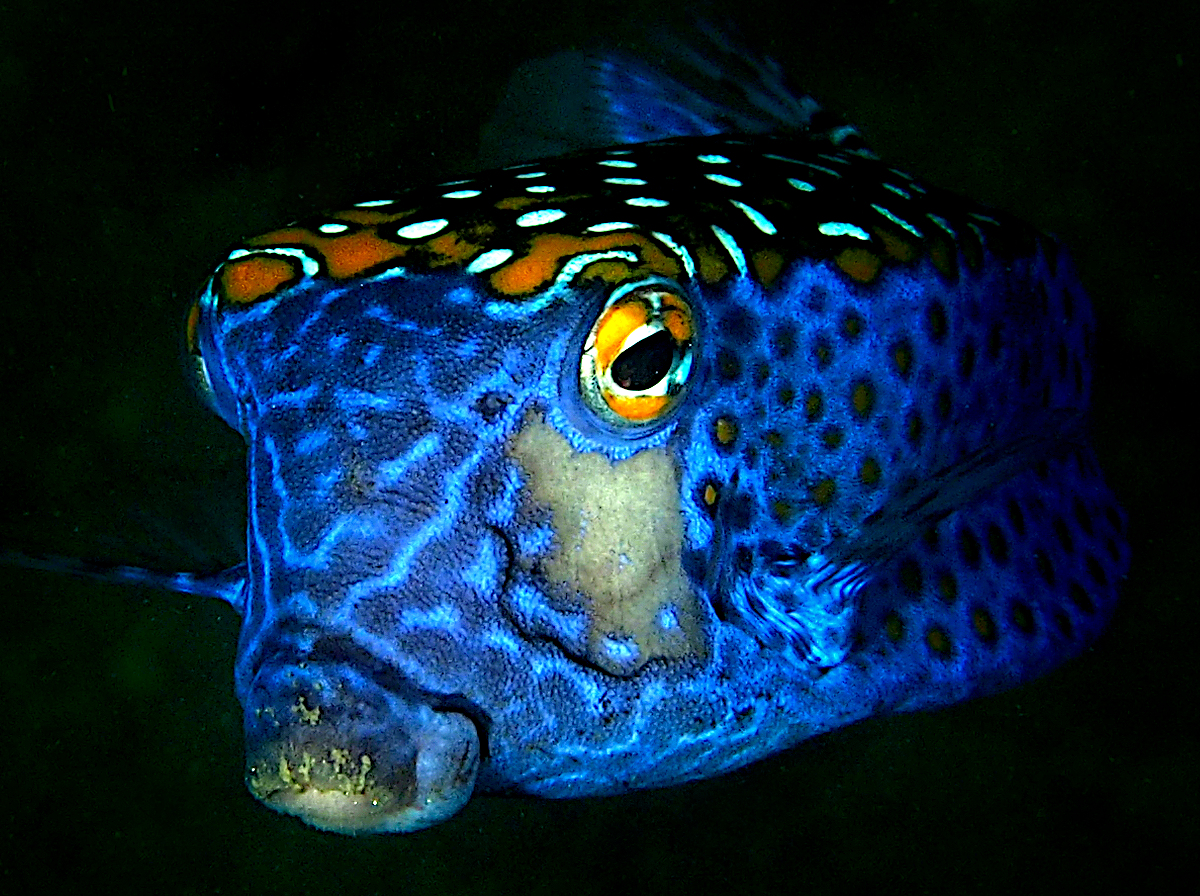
[508, 418, 706, 675]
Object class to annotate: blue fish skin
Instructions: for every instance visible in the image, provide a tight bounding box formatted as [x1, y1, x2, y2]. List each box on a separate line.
[17, 38, 1128, 834]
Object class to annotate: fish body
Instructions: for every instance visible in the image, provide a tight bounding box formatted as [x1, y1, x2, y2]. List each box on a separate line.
[21, 38, 1129, 833]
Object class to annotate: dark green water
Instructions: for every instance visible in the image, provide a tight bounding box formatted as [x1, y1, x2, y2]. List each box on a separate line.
[1, 1, 1193, 892]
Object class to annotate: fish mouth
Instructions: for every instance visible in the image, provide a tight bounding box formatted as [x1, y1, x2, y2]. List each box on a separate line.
[242, 656, 481, 834]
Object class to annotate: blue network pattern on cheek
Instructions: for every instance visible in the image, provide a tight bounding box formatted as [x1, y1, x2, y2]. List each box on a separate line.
[19, 29, 1130, 834]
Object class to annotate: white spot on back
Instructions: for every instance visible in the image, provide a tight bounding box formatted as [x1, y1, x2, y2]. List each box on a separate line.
[818, 222, 871, 241]
[353, 199, 394, 208]
[317, 222, 350, 234]
[705, 173, 743, 187]
[828, 125, 859, 144]
[804, 162, 840, 177]
[625, 197, 669, 208]
[730, 200, 776, 235]
[516, 208, 566, 227]
[698, 154, 731, 164]
[586, 221, 636, 233]
[871, 203, 923, 238]
[227, 246, 320, 277]
[396, 218, 449, 239]
[466, 248, 514, 273]
[515, 171, 547, 179]
[651, 231, 696, 279]
[599, 159, 638, 168]
[603, 177, 648, 186]
[711, 224, 747, 275]
[442, 189, 482, 199]
[927, 214, 956, 238]
[554, 250, 638, 288]
[788, 177, 816, 192]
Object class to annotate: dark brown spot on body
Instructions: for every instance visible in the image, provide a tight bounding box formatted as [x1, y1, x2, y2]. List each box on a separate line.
[958, 526, 981, 568]
[892, 340, 913, 378]
[985, 524, 1009, 565]
[926, 301, 948, 342]
[972, 607, 996, 642]
[926, 627, 951, 657]
[859, 457, 881, 487]
[804, 391, 823, 421]
[851, 380, 876, 418]
[899, 558, 923, 597]
[714, 416, 738, 450]
[1012, 602, 1035, 634]
[906, 410, 924, 446]
[811, 478, 836, 507]
[842, 312, 864, 339]
[1069, 582, 1095, 613]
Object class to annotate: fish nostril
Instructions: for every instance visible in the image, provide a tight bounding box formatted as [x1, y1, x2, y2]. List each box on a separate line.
[473, 391, 514, 423]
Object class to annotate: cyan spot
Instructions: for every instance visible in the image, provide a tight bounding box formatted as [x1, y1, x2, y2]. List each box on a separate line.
[603, 635, 640, 664]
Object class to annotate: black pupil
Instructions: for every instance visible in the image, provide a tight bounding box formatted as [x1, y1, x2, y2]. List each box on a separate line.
[611, 329, 675, 391]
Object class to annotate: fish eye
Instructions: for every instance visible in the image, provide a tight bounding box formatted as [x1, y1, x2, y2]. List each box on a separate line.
[579, 283, 696, 426]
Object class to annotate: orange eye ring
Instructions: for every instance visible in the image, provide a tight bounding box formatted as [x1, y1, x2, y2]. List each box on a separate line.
[579, 282, 696, 426]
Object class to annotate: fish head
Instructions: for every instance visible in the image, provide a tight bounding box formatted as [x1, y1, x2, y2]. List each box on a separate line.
[186, 195, 712, 830]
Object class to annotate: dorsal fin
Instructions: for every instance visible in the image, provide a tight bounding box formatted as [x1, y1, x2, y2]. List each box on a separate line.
[478, 23, 871, 168]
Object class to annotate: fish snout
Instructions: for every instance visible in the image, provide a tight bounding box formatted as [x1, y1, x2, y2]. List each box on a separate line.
[242, 662, 479, 834]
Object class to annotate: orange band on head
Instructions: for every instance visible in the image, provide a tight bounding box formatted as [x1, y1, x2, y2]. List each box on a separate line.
[489, 231, 681, 297]
[185, 300, 202, 353]
[218, 254, 301, 305]
[248, 227, 410, 280]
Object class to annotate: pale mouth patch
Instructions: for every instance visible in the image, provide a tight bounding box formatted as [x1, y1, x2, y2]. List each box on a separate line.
[245, 702, 481, 834]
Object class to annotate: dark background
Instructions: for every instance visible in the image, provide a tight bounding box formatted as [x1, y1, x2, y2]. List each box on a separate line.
[0, 0, 1194, 892]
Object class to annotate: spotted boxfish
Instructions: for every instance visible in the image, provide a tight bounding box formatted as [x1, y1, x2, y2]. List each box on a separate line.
[13, 32, 1128, 833]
